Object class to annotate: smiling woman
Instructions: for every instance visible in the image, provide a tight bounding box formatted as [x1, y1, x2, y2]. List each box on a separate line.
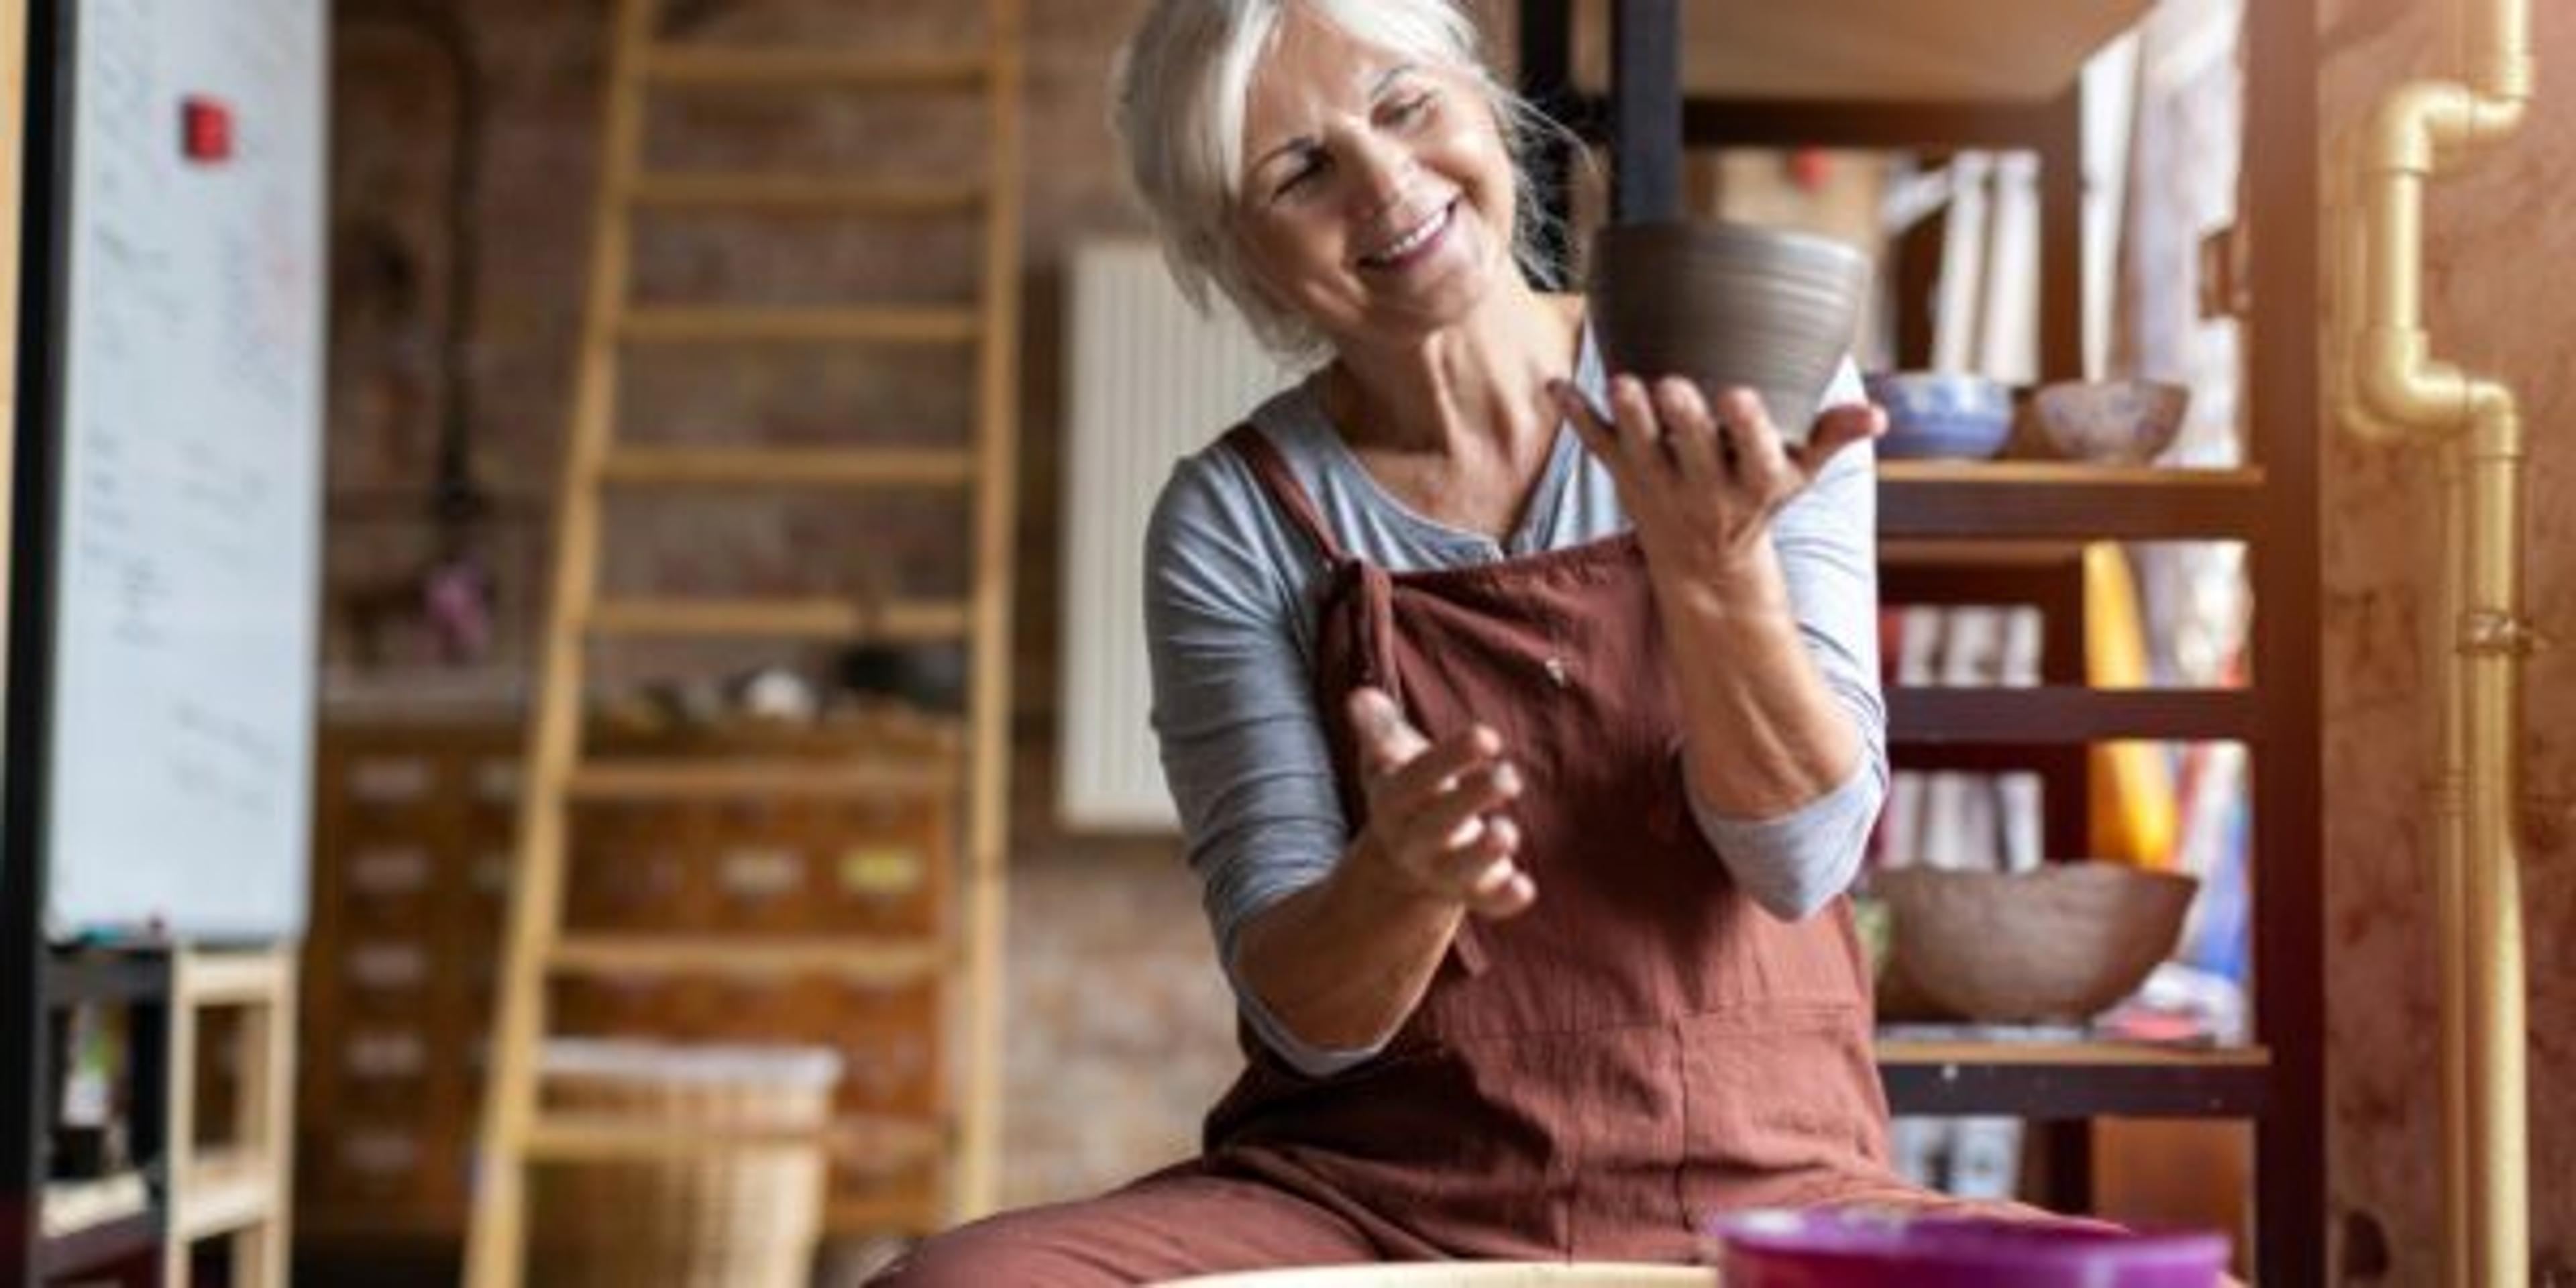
[864, 3, 2093, 1285]
[1108, 0, 1568, 361]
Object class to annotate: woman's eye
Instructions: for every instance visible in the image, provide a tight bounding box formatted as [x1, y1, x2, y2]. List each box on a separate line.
[1386, 92, 1436, 125]
[1273, 160, 1324, 200]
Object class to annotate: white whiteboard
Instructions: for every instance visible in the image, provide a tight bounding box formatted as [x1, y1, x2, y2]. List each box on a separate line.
[44, 0, 325, 938]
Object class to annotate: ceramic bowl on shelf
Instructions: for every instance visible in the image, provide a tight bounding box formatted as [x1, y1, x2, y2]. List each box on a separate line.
[1862, 372, 2015, 460]
[1870, 861, 2198, 1024]
[1587, 220, 1872, 446]
[1705, 1210, 2229, 1288]
[2028, 378, 2191, 464]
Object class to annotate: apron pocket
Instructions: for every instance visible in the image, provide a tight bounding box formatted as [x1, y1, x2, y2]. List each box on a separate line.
[1675, 1003, 1890, 1218]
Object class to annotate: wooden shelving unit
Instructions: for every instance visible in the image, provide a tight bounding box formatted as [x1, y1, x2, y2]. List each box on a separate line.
[3, 947, 298, 1288]
[1880, 463, 2266, 539]
[1876, 1040, 2273, 1118]
[1521, 1, 2324, 1283]
[162, 948, 298, 1288]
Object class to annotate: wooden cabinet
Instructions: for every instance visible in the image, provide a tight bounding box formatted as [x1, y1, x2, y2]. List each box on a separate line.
[299, 710, 961, 1247]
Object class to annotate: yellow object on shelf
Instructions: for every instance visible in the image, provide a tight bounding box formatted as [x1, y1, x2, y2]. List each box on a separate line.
[2083, 542, 2178, 869]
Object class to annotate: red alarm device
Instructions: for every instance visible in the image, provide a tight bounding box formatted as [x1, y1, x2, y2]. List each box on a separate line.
[181, 95, 233, 163]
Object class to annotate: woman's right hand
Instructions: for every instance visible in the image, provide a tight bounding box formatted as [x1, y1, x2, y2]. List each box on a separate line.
[1345, 687, 1537, 919]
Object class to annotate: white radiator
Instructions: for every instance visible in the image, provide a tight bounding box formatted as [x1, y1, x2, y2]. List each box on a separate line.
[1059, 240, 1295, 832]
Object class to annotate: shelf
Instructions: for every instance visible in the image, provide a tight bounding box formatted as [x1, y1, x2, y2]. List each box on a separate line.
[1888, 686, 2259, 744]
[1877, 1039, 2272, 1118]
[39, 1211, 160, 1279]
[172, 1149, 282, 1242]
[1877, 462, 2265, 540]
[42, 1175, 158, 1276]
[1567, 0, 2149, 104]
[43, 952, 171, 1008]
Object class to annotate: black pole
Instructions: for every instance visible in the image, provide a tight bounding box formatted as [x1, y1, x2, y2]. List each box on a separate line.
[1608, 0, 1681, 223]
[5, 2, 73, 1279]
[1513, 0, 1575, 284]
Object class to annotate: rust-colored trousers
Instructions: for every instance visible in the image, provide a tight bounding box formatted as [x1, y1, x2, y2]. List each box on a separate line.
[879, 428, 1964, 1285]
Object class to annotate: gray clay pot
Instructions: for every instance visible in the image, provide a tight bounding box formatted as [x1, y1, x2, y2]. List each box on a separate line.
[1587, 221, 1871, 446]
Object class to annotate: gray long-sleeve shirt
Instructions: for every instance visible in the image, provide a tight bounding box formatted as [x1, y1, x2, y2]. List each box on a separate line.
[1143, 331, 1886, 1076]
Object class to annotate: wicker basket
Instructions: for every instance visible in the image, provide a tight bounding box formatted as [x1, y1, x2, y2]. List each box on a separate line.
[531, 1039, 843, 1288]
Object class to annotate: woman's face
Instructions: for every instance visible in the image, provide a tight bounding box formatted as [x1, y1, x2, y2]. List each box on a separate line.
[1231, 8, 1519, 349]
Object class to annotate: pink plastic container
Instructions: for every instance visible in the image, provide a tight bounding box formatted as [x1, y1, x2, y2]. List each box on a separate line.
[1705, 1211, 2229, 1288]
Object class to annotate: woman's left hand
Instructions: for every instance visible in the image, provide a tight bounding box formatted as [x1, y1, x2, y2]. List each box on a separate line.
[1549, 374, 1883, 586]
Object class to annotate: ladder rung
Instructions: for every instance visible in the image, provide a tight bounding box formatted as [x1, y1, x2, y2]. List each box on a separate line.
[599, 445, 973, 490]
[639, 46, 993, 91]
[566, 759, 953, 800]
[629, 173, 985, 217]
[525, 1113, 945, 1164]
[826, 1193, 942, 1236]
[588, 596, 969, 641]
[548, 935, 945, 979]
[621, 305, 979, 345]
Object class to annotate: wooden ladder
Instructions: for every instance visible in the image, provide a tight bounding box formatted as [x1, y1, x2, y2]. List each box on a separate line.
[462, 1, 1022, 1283]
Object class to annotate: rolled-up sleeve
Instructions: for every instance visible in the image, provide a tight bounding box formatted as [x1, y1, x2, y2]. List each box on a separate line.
[1687, 362, 1888, 920]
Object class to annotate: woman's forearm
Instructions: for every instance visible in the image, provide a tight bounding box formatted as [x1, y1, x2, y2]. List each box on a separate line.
[1656, 539, 1866, 819]
[1230, 841, 1467, 1053]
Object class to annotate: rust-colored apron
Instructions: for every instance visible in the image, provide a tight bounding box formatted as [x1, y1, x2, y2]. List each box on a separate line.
[1201, 424, 1913, 1263]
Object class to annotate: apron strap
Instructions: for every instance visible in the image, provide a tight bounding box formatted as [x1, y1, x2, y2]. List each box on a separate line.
[1218, 426, 1483, 978]
[1221, 423, 1348, 568]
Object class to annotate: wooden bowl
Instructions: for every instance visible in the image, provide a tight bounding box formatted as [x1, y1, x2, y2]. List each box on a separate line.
[1872, 862, 2198, 1024]
[1587, 221, 1871, 445]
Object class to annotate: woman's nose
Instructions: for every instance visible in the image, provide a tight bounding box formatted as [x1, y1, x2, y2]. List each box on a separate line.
[1343, 133, 1417, 215]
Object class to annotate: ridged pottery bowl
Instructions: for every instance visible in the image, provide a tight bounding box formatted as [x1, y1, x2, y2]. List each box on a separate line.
[2029, 378, 2191, 464]
[1707, 1211, 2229, 1288]
[1587, 221, 1872, 446]
[1872, 862, 2199, 1024]
[1862, 371, 2015, 460]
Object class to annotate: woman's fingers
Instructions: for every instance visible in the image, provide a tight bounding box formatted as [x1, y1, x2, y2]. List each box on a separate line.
[1795, 401, 1886, 478]
[1651, 377, 1725, 484]
[1346, 686, 1432, 777]
[1715, 386, 1794, 500]
[1549, 378, 1628, 487]
[1393, 761, 1520, 855]
[1448, 820, 1536, 919]
[1605, 374, 1668, 475]
[1352, 688, 1505, 822]
[1372, 722, 1502, 810]
[1467, 865, 1538, 920]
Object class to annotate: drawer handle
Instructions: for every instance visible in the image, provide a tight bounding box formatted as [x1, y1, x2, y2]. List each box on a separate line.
[838, 847, 924, 896]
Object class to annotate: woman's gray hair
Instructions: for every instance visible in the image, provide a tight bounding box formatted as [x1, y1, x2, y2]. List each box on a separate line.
[1110, 0, 1573, 362]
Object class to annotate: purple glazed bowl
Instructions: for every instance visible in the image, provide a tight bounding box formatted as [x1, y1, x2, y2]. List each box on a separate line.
[1705, 1211, 2229, 1288]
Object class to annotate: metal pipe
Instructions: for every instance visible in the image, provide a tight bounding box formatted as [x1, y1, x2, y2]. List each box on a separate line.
[2459, 389, 2531, 1279]
[2434, 440, 2473, 1288]
[2337, 0, 2534, 1278]
[2330, 127, 2408, 443]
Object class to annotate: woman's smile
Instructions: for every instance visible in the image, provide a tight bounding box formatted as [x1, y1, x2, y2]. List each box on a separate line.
[1356, 197, 1458, 272]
